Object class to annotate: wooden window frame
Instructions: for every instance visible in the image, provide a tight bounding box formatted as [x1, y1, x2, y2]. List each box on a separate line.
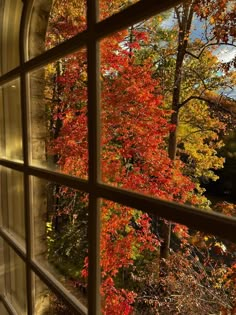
[0, 0, 236, 314]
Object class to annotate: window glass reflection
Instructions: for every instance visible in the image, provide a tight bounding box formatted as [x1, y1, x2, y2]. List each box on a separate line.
[0, 79, 22, 161]
[0, 303, 10, 315]
[32, 176, 88, 307]
[0, 167, 25, 243]
[29, 49, 88, 179]
[28, 0, 86, 59]
[34, 273, 80, 314]
[4, 245, 27, 314]
[0, 0, 22, 74]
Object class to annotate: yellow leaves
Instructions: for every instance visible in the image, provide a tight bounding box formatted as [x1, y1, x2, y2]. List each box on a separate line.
[189, 233, 207, 248]
[209, 16, 215, 24]
[46, 63, 56, 76]
[80, 71, 87, 82]
[178, 100, 226, 181]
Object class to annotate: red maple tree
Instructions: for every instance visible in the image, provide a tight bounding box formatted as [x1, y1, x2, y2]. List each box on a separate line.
[47, 25, 196, 314]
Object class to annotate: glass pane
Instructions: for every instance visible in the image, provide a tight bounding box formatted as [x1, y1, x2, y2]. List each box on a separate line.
[0, 0, 22, 74]
[34, 273, 81, 315]
[99, 0, 140, 20]
[30, 49, 88, 179]
[28, 0, 86, 59]
[0, 79, 22, 161]
[0, 303, 9, 315]
[100, 5, 236, 213]
[100, 199, 236, 314]
[32, 177, 88, 307]
[0, 238, 4, 294]
[4, 245, 27, 314]
[28, 49, 88, 179]
[0, 167, 25, 243]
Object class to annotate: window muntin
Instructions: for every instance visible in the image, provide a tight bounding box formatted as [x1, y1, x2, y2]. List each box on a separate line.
[0, 0, 235, 315]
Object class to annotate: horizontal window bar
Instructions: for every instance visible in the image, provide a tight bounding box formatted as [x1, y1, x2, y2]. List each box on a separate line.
[0, 160, 24, 172]
[97, 183, 236, 243]
[96, 0, 183, 38]
[0, 228, 26, 261]
[0, 161, 89, 192]
[1, 159, 236, 242]
[0, 68, 21, 86]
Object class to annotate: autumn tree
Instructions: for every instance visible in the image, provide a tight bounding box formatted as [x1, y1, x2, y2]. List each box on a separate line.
[165, 1, 236, 160]
[46, 24, 197, 313]
[132, 0, 236, 258]
[44, 0, 236, 314]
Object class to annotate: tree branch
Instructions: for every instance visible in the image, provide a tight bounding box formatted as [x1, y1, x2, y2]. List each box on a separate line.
[185, 42, 236, 60]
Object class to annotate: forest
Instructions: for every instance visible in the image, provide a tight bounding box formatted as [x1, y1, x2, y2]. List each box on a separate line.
[42, 0, 236, 314]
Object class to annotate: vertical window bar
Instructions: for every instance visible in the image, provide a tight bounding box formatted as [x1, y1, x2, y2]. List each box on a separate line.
[87, 1, 101, 314]
[19, 2, 32, 314]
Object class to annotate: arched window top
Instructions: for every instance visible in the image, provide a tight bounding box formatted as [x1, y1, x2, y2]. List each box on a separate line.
[27, 0, 53, 59]
[0, 1, 236, 314]
[27, 0, 87, 59]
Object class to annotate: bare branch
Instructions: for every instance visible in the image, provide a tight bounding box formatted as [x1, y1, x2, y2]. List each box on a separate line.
[185, 42, 236, 60]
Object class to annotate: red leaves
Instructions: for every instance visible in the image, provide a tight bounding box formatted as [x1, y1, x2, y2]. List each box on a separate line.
[101, 277, 136, 315]
[47, 19, 196, 315]
[100, 202, 159, 278]
[194, 0, 236, 43]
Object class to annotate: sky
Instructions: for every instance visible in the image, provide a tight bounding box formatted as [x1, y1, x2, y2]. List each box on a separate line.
[159, 9, 236, 99]
[217, 46, 236, 63]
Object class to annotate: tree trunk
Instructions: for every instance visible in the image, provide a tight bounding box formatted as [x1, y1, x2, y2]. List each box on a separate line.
[160, 3, 194, 259]
[168, 110, 179, 160]
[160, 221, 172, 259]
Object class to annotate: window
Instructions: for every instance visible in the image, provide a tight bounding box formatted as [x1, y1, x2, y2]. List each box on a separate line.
[0, 0, 236, 314]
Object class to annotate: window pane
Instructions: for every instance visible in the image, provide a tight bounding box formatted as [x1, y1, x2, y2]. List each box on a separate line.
[4, 244, 27, 314]
[46, 0, 87, 49]
[0, 0, 22, 74]
[0, 238, 4, 294]
[28, 50, 88, 179]
[0, 167, 25, 244]
[28, 0, 87, 59]
[100, 199, 236, 314]
[32, 177, 88, 307]
[34, 273, 81, 315]
[0, 79, 22, 161]
[100, 6, 236, 213]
